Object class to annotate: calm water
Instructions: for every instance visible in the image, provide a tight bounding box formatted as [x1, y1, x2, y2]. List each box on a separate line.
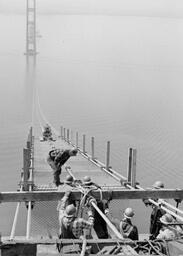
[1, 11, 183, 235]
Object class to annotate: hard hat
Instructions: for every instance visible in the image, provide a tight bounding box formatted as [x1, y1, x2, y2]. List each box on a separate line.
[64, 204, 76, 218]
[65, 175, 74, 184]
[83, 176, 92, 185]
[160, 213, 173, 225]
[124, 208, 134, 219]
[152, 181, 164, 189]
[70, 148, 78, 155]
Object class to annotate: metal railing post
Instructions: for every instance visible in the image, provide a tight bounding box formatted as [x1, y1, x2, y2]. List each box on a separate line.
[131, 149, 137, 188]
[67, 129, 69, 142]
[61, 126, 63, 138]
[127, 148, 133, 184]
[83, 135, 86, 154]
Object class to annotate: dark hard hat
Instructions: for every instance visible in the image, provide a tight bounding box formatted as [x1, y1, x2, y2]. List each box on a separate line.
[65, 175, 74, 184]
[83, 176, 92, 185]
[124, 207, 134, 219]
[64, 204, 76, 218]
[153, 181, 164, 189]
[71, 148, 78, 154]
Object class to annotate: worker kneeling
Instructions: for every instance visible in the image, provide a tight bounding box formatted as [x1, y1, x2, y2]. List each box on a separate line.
[58, 191, 95, 239]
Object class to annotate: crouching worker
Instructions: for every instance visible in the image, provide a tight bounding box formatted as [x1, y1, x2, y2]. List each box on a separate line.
[58, 191, 96, 239]
[43, 124, 52, 141]
[47, 148, 78, 186]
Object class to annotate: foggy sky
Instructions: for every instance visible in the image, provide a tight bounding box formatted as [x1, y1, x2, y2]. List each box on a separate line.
[1, 0, 183, 18]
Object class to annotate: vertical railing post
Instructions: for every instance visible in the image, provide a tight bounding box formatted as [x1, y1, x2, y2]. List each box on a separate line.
[61, 126, 63, 139]
[91, 137, 95, 160]
[131, 149, 137, 188]
[63, 128, 66, 141]
[106, 141, 110, 170]
[127, 148, 133, 184]
[67, 129, 70, 143]
[83, 134, 86, 154]
[76, 132, 79, 148]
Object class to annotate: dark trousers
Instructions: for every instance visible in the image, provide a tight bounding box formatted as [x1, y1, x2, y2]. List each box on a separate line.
[47, 156, 62, 186]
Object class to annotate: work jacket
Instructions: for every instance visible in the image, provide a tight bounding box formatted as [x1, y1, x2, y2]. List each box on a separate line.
[120, 218, 139, 240]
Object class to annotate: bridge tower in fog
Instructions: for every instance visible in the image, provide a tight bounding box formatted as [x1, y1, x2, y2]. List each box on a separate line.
[25, 0, 37, 56]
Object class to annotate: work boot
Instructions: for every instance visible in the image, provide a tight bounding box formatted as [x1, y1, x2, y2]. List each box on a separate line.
[55, 180, 63, 187]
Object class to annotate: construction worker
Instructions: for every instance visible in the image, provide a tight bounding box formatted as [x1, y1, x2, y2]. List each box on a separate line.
[57, 175, 76, 209]
[43, 124, 52, 141]
[105, 207, 139, 240]
[143, 181, 166, 240]
[93, 200, 109, 238]
[156, 213, 180, 240]
[47, 148, 78, 186]
[82, 176, 101, 189]
[58, 191, 96, 239]
[81, 176, 108, 238]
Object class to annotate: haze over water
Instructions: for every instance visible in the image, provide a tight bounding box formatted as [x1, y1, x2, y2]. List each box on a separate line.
[1, 0, 183, 235]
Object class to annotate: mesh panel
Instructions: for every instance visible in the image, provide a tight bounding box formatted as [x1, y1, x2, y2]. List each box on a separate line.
[31, 201, 59, 238]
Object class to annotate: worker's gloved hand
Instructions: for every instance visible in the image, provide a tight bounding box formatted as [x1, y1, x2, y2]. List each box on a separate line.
[64, 190, 71, 198]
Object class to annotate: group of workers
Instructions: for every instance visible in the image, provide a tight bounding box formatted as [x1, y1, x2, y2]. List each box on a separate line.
[44, 126, 183, 241]
[143, 181, 183, 240]
[56, 177, 183, 241]
[57, 174, 139, 240]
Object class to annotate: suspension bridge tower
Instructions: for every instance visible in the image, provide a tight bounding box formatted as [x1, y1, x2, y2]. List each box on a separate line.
[25, 0, 37, 56]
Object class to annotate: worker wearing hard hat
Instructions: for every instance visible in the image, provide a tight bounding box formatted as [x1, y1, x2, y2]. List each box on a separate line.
[143, 180, 166, 240]
[82, 176, 108, 238]
[157, 213, 182, 240]
[57, 191, 96, 239]
[47, 147, 78, 187]
[57, 175, 76, 210]
[82, 176, 101, 189]
[105, 207, 139, 240]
